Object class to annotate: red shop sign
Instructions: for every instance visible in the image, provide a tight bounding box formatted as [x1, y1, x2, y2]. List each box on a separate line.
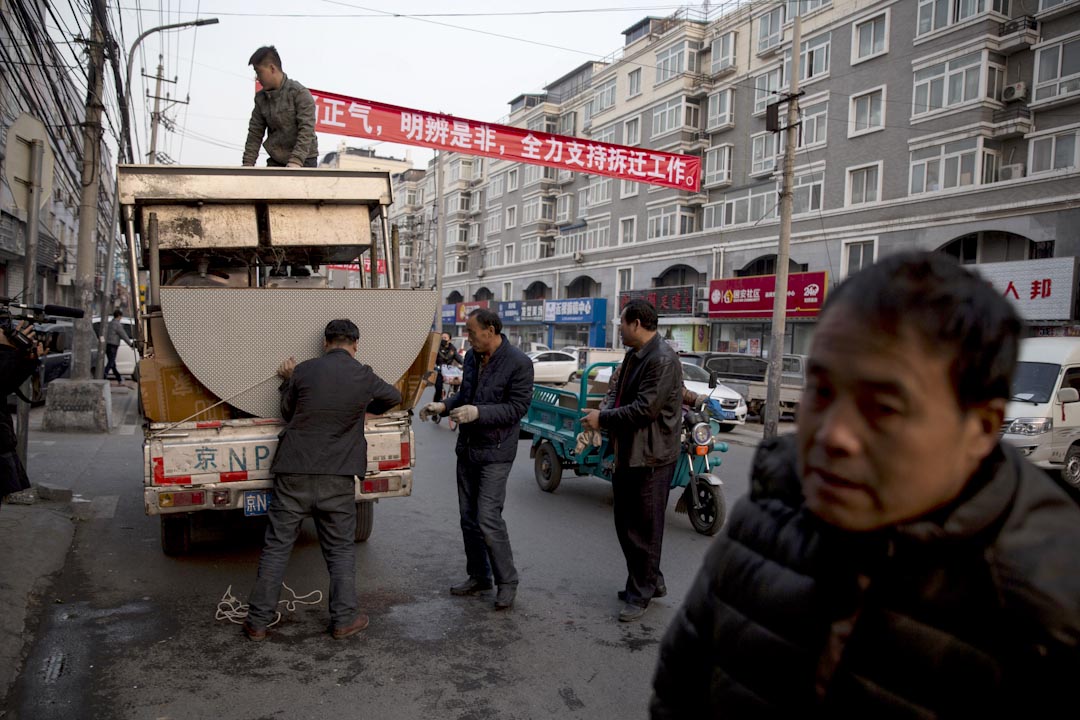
[456, 300, 489, 323]
[708, 271, 828, 319]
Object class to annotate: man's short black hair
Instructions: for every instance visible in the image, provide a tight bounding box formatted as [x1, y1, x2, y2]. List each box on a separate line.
[112, 309, 122, 318]
[324, 319, 359, 345]
[823, 251, 1021, 409]
[468, 308, 502, 335]
[622, 299, 659, 331]
[249, 46, 282, 69]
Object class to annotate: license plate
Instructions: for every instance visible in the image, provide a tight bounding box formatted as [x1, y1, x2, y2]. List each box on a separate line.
[244, 490, 272, 516]
[720, 410, 737, 420]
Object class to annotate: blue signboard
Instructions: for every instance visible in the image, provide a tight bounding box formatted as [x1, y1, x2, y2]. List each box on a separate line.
[544, 297, 607, 324]
[498, 300, 545, 324]
[441, 304, 456, 325]
[498, 301, 522, 323]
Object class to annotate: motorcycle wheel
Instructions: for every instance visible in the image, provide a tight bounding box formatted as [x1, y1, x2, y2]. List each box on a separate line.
[684, 481, 726, 536]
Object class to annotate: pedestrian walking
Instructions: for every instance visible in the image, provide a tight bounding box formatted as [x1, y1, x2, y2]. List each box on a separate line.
[242, 45, 318, 168]
[420, 308, 532, 610]
[104, 309, 133, 384]
[582, 299, 683, 622]
[244, 319, 401, 641]
[650, 252, 1080, 717]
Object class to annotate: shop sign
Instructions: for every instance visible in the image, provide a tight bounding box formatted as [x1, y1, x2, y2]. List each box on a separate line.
[441, 304, 456, 324]
[544, 297, 606, 323]
[520, 299, 546, 323]
[456, 300, 489, 323]
[618, 285, 695, 316]
[708, 271, 827, 319]
[969, 257, 1077, 321]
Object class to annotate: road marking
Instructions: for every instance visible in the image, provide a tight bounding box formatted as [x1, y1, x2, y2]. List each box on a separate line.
[29, 440, 56, 446]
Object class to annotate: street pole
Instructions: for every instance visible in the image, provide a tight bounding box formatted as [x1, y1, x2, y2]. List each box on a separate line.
[147, 55, 164, 164]
[71, 1, 106, 380]
[434, 150, 445, 333]
[95, 186, 121, 379]
[15, 139, 44, 468]
[763, 14, 801, 440]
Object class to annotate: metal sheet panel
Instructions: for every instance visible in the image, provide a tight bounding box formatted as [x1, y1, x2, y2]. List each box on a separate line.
[146, 204, 258, 249]
[267, 204, 370, 247]
[159, 287, 438, 418]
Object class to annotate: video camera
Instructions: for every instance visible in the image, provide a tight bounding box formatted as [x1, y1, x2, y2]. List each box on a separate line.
[0, 296, 84, 354]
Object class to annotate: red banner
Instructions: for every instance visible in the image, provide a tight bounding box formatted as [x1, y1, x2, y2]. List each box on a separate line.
[708, 272, 827, 319]
[327, 259, 387, 273]
[310, 89, 700, 192]
[456, 300, 489, 323]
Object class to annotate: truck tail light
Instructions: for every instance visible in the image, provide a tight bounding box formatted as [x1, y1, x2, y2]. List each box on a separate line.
[159, 491, 204, 508]
[213, 491, 230, 506]
[362, 477, 389, 494]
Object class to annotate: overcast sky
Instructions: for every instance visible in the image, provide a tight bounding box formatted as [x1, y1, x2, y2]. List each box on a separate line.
[114, 1, 723, 169]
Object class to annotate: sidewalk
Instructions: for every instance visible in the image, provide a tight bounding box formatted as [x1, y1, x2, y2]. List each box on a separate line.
[0, 382, 140, 711]
[719, 417, 797, 449]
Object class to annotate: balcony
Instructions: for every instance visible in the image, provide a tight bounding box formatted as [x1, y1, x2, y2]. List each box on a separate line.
[687, 74, 711, 100]
[556, 169, 575, 185]
[991, 105, 1033, 138]
[996, 16, 1039, 55]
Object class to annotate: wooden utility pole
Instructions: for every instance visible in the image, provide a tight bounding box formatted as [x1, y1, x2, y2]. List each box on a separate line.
[763, 15, 801, 440]
[71, 0, 107, 379]
[434, 151, 445, 332]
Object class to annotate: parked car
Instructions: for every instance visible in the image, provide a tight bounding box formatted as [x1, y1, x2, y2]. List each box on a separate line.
[528, 350, 579, 385]
[680, 351, 805, 418]
[20, 321, 100, 404]
[92, 316, 138, 378]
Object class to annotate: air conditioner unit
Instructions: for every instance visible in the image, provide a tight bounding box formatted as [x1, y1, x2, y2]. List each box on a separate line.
[57, 271, 73, 286]
[696, 299, 710, 314]
[1002, 82, 1028, 102]
[572, 251, 585, 263]
[999, 163, 1026, 181]
[476, 268, 485, 278]
[695, 286, 708, 299]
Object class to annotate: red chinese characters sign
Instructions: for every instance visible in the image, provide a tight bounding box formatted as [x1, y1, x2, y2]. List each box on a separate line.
[310, 89, 700, 192]
[618, 286, 695, 316]
[326, 259, 387, 274]
[456, 300, 489, 323]
[708, 272, 828, 319]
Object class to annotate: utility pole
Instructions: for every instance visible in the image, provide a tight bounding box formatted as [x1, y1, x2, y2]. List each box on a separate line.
[434, 150, 445, 333]
[71, 0, 107, 380]
[16, 139, 44, 467]
[145, 54, 181, 164]
[763, 14, 801, 440]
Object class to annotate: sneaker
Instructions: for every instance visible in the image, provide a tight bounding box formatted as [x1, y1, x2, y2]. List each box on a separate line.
[331, 613, 370, 640]
[617, 584, 666, 603]
[450, 577, 494, 596]
[618, 602, 648, 623]
[494, 585, 516, 610]
[242, 621, 267, 642]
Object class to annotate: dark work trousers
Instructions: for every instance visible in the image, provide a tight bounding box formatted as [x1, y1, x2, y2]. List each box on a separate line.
[266, 156, 318, 168]
[104, 343, 123, 382]
[613, 462, 676, 607]
[433, 368, 445, 403]
[456, 459, 518, 587]
[247, 473, 358, 630]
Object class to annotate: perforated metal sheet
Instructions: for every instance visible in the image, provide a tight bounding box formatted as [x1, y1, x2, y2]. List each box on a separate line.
[159, 288, 438, 418]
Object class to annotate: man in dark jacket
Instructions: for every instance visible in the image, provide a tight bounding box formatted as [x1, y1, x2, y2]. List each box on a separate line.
[420, 308, 533, 610]
[242, 46, 318, 168]
[0, 321, 41, 508]
[651, 252, 1080, 717]
[244, 319, 401, 642]
[583, 299, 683, 622]
[433, 331, 462, 404]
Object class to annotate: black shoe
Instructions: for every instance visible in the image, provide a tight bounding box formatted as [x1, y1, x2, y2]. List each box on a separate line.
[450, 577, 493, 596]
[242, 621, 268, 642]
[618, 584, 666, 603]
[618, 602, 648, 623]
[494, 585, 516, 610]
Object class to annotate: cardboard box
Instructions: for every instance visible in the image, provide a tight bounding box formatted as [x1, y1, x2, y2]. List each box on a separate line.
[139, 357, 232, 423]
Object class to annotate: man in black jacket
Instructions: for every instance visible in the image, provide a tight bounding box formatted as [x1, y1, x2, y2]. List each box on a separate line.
[651, 252, 1080, 717]
[420, 308, 533, 610]
[583, 299, 683, 622]
[244, 319, 401, 642]
[0, 321, 41, 508]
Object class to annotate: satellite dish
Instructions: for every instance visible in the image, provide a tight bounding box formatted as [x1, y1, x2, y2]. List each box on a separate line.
[3, 113, 55, 212]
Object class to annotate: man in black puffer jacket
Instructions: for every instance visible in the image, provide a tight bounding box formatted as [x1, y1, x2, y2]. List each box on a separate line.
[651, 252, 1080, 718]
[421, 308, 533, 611]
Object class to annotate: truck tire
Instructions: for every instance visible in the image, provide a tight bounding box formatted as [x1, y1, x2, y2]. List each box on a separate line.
[161, 514, 192, 556]
[684, 481, 726, 536]
[534, 441, 563, 493]
[355, 502, 374, 542]
[1063, 446, 1080, 490]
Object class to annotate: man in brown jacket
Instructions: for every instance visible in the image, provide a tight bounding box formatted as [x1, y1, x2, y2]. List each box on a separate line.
[242, 46, 318, 168]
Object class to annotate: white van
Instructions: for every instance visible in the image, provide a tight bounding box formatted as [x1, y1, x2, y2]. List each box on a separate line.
[1002, 338, 1080, 489]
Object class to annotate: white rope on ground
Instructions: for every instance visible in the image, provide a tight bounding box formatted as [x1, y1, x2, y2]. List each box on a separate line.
[216, 582, 323, 627]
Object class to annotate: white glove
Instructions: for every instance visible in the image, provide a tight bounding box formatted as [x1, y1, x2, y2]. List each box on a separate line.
[695, 393, 711, 408]
[449, 405, 479, 424]
[419, 402, 445, 421]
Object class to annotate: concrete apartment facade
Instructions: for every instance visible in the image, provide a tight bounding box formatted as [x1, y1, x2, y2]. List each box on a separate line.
[397, 0, 1080, 353]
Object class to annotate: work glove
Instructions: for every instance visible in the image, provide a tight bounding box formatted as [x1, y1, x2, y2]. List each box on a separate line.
[449, 405, 479, 424]
[419, 402, 445, 421]
[573, 429, 603, 455]
[695, 393, 711, 408]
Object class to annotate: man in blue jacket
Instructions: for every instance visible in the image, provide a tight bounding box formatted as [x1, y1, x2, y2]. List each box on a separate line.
[421, 308, 533, 610]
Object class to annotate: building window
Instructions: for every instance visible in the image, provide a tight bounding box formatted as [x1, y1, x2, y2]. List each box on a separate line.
[704, 145, 733, 186]
[523, 197, 555, 224]
[1041, 0, 1077, 9]
[647, 205, 695, 239]
[524, 164, 555, 185]
[758, 6, 784, 53]
[485, 208, 503, 236]
[754, 66, 784, 114]
[711, 31, 736, 73]
[707, 89, 734, 129]
[792, 171, 824, 215]
[721, 184, 777, 227]
[789, 0, 832, 15]
[852, 12, 888, 63]
[507, 169, 518, 192]
[628, 68, 642, 98]
[918, 0, 1010, 37]
[589, 176, 612, 206]
[487, 174, 505, 204]
[620, 218, 637, 245]
[910, 137, 979, 194]
[455, 255, 469, 274]
[559, 112, 576, 136]
[593, 125, 616, 144]
[593, 78, 617, 114]
[791, 34, 831, 83]
[798, 101, 828, 149]
[577, 188, 590, 217]
[586, 222, 611, 250]
[624, 116, 641, 145]
[847, 162, 882, 205]
[843, 240, 875, 277]
[505, 205, 517, 229]
[618, 267, 633, 291]
[652, 98, 681, 137]
[621, 179, 639, 198]
[657, 42, 695, 84]
[556, 194, 572, 222]
[850, 87, 885, 136]
[502, 281, 513, 300]
[912, 52, 983, 116]
[1034, 37, 1080, 103]
[751, 132, 780, 175]
[1030, 129, 1079, 173]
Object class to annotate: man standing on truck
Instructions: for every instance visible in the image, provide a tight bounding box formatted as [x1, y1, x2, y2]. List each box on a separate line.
[242, 46, 318, 168]
[420, 308, 533, 611]
[582, 299, 683, 623]
[650, 252, 1080, 717]
[243, 319, 401, 642]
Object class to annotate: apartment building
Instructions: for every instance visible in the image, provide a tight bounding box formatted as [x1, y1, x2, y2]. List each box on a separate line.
[432, 0, 1080, 353]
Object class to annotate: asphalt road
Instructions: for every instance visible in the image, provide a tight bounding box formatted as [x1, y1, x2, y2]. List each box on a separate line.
[8, 394, 759, 720]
